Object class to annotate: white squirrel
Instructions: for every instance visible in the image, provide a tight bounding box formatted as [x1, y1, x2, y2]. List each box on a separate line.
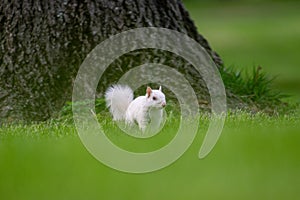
[105, 84, 166, 131]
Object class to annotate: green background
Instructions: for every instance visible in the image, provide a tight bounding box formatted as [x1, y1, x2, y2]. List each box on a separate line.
[185, 0, 300, 101]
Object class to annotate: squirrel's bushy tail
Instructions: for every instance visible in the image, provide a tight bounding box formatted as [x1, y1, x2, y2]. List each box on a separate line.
[105, 85, 134, 121]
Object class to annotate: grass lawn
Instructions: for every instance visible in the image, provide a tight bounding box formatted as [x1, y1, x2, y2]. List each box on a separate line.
[1, 111, 300, 200]
[1, 1, 300, 200]
[185, 1, 300, 100]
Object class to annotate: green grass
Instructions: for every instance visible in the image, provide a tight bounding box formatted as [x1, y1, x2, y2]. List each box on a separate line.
[185, 1, 300, 100]
[220, 65, 293, 113]
[1, 110, 300, 200]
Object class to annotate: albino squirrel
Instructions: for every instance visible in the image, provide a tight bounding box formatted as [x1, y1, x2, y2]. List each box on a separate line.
[105, 85, 166, 131]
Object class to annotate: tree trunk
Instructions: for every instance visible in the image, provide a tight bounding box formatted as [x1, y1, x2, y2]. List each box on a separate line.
[0, 0, 224, 121]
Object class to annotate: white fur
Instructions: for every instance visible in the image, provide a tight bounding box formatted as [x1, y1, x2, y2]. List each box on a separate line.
[105, 85, 133, 121]
[105, 84, 166, 131]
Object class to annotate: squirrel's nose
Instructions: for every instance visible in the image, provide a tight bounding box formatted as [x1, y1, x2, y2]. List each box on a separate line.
[162, 102, 166, 107]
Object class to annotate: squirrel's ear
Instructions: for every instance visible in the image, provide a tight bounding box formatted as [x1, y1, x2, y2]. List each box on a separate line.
[146, 86, 152, 98]
[159, 86, 162, 91]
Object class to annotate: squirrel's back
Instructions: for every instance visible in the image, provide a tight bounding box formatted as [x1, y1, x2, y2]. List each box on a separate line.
[105, 85, 134, 120]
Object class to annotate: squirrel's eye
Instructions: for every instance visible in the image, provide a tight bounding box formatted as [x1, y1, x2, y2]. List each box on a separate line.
[152, 96, 157, 100]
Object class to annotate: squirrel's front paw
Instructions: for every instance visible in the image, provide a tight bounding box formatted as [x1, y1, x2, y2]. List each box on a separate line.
[139, 125, 147, 133]
[125, 119, 134, 127]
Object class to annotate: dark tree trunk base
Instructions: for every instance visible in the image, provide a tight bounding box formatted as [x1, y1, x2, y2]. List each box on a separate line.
[0, 0, 228, 121]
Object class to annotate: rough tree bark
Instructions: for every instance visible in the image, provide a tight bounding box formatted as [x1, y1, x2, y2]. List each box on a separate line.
[0, 0, 225, 121]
